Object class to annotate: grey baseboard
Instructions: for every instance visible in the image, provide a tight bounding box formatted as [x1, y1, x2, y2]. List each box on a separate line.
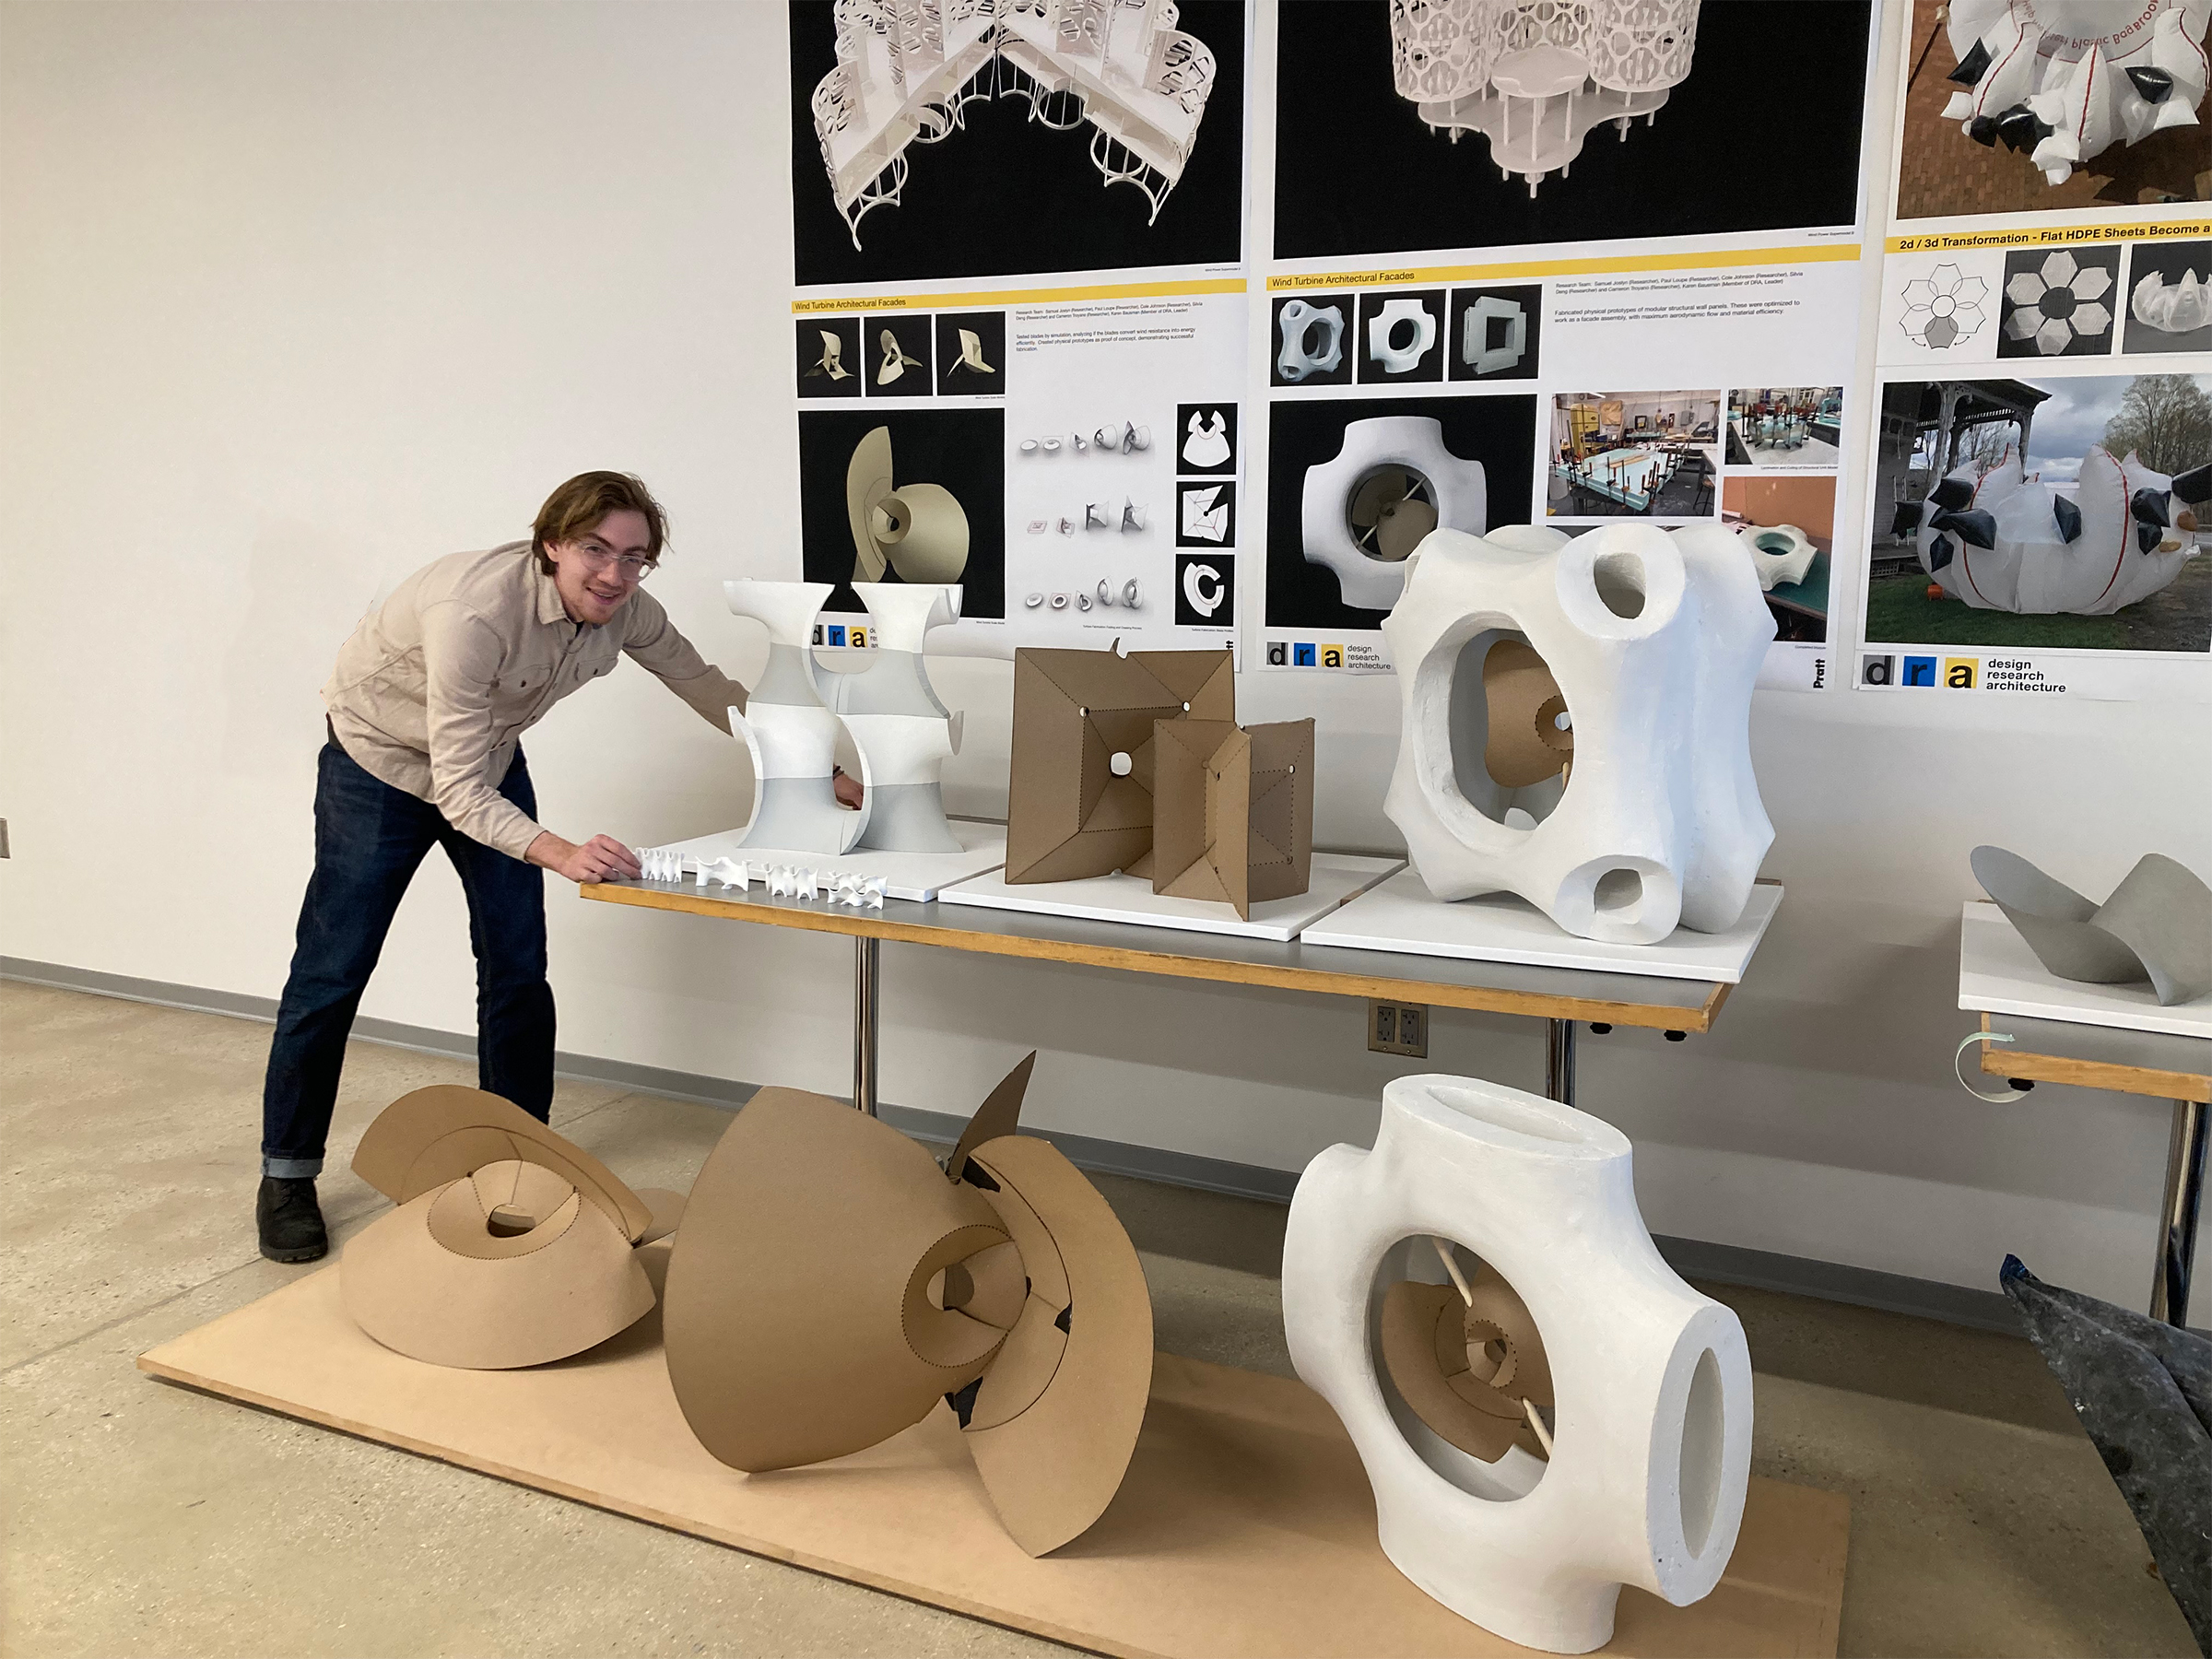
[6, 954, 2026, 1334]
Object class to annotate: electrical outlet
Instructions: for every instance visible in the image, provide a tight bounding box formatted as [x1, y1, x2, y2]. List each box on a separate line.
[1367, 999, 1429, 1058]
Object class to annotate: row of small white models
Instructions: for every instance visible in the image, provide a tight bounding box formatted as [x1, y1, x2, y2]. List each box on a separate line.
[1896, 448, 2212, 615]
[1277, 294, 1531, 382]
[1938, 0, 2207, 189]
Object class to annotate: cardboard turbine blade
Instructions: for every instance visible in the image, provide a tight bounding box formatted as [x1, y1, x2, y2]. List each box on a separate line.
[351, 1084, 654, 1243]
[663, 1064, 1155, 1557]
[1004, 646, 1235, 885]
[1151, 717, 1316, 921]
[1481, 639, 1574, 791]
[947, 1052, 1038, 1181]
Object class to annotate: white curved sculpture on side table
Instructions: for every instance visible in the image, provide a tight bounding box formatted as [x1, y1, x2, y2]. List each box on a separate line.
[1381, 522, 1773, 944]
[723, 580, 869, 855]
[1282, 1073, 1753, 1654]
[836, 582, 966, 854]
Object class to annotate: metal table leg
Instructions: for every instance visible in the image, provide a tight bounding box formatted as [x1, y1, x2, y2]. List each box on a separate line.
[853, 935, 881, 1117]
[2150, 1096, 2207, 1326]
[1544, 1018, 1576, 1107]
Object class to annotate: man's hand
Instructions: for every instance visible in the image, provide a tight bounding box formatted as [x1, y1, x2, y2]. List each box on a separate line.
[526, 831, 642, 885]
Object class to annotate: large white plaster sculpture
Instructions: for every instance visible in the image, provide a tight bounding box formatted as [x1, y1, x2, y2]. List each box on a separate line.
[1283, 1074, 1753, 1653]
[809, 0, 1218, 246]
[724, 581, 870, 856]
[833, 582, 966, 853]
[1303, 416, 1488, 611]
[1381, 522, 1774, 945]
[1893, 448, 2210, 615]
[1939, 0, 2207, 188]
[2134, 267, 2212, 335]
[1738, 523, 1816, 591]
[1387, 0, 1701, 196]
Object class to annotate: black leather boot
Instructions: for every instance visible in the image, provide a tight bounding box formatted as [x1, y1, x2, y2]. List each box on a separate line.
[256, 1176, 328, 1264]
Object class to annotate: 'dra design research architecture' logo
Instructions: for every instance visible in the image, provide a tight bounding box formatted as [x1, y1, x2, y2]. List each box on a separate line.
[1174, 555, 1235, 628]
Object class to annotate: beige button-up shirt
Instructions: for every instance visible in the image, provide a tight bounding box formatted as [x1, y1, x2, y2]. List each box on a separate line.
[323, 542, 745, 860]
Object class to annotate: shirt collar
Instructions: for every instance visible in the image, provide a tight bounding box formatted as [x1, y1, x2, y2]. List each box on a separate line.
[528, 550, 575, 628]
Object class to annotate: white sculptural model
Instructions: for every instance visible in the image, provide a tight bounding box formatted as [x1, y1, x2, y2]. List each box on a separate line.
[1277, 300, 1346, 382]
[1894, 448, 2210, 615]
[1303, 417, 1488, 611]
[2133, 266, 2212, 335]
[724, 581, 868, 856]
[1387, 0, 1701, 196]
[1738, 523, 1817, 592]
[1380, 522, 1774, 944]
[809, 0, 1217, 246]
[1283, 1074, 1752, 1654]
[835, 582, 966, 853]
[1937, 0, 2207, 188]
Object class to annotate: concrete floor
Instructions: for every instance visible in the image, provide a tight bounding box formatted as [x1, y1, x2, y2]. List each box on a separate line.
[0, 980, 2198, 1658]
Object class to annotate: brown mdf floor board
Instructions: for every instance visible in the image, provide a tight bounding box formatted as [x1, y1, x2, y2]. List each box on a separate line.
[138, 1263, 1849, 1659]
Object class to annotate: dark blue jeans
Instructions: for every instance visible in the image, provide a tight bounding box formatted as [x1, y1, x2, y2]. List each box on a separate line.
[260, 738, 555, 1178]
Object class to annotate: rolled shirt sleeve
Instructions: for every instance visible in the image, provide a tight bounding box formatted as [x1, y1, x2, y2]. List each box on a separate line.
[622, 589, 748, 735]
[419, 599, 547, 861]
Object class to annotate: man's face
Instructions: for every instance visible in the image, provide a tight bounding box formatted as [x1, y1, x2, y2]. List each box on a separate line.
[545, 509, 654, 625]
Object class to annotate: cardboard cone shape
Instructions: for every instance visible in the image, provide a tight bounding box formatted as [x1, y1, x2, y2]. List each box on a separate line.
[1150, 718, 1316, 920]
[663, 1054, 1155, 1556]
[1379, 1269, 1554, 1463]
[1005, 647, 1236, 885]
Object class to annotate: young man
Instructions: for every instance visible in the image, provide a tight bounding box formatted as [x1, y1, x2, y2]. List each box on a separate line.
[256, 473, 749, 1262]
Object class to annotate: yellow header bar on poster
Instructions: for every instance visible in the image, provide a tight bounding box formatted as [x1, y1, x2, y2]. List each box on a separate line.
[793, 276, 1245, 314]
[1887, 218, 2212, 254]
[1265, 242, 1861, 290]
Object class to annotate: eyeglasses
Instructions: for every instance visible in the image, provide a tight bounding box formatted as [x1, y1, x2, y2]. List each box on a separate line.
[574, 543, 657, 582]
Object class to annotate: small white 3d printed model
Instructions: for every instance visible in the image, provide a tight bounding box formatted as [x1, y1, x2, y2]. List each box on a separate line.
[1367, 298, 1439, 375]
[1895, 447, 2210, 615]
[1387, 0, 1702, 196]
[1380, 522, 1774, 945]
[1463, 294, 1528, 374]
[1278, 300, 1347, 382]
[1938, 0, 2207, 188]
[1302, 416, 1488, 611]
[810, 0, 1218, 247]
[1283, 1073, 1752, 1653]
[2134, 266, 2212, 335]
[1738, 524, 1816, 591]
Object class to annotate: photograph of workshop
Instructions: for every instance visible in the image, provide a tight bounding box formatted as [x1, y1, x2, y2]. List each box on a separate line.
[1547, 391, 1721, 520]
[1726, 388, 1844, 467]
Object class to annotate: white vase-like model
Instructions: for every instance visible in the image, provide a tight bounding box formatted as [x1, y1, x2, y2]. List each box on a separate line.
[1898, 447, 2210, 616]
[1738, 523, 1816, 591]
[1381, 522, 1773, 944]
[724, 580, 870, 855]
[1283, 1075, 1753, 1654]
[1302, 416, 1488, 612]
[835, 583, 966, 853]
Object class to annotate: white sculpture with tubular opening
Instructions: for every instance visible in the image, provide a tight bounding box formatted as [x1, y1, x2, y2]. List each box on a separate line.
[1282, 1073, 1753, 1653]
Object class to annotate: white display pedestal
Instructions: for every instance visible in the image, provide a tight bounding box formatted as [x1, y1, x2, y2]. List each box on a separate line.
[1301, 874, 1783, 984]
[1959, 901, 2212, 1040]
[936, 853, 1404, 943]
[642, 818, 1006, 903]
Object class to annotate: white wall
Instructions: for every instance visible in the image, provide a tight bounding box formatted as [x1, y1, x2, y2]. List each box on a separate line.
[3, 1, 2206, 1312]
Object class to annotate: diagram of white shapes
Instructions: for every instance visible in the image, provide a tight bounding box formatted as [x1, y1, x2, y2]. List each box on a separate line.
[833, 582, 967, 855]
[1181, 484, 1230, 543]
[1379, 520, 1775, 945]
[1899, 263, 1989, 350]
[1386, 0, 1701, 195]
[2134, 267, 2212, 334]
[809, 0, 1218, 246]
[1302, 416, 1488, 611]
[723, 580, 869, 856]
[2003, 250, 2113, 355]
[1939, 0, 2209, 187]
[1182, 409, 1231, 468]
[1282, 1074, 1752, 1653]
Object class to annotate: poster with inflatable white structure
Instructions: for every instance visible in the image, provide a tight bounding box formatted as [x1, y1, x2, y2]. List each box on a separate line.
[1858, 0, 2212, 702]
[1253, 0, 1883, 694]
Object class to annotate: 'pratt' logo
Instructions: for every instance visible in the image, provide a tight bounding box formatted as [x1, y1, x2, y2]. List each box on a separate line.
[1174, 555, 1235, 627]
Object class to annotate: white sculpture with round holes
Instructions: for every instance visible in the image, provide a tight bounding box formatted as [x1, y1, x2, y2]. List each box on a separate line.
[1302, 416, 1488, 611]
[1282, 1074, 1753, 1654]
[1738, 523, 1817, 591]
[1381, 522, 1773, 944]
[835, 582, 966, 853]
[724, 580, 870, 855]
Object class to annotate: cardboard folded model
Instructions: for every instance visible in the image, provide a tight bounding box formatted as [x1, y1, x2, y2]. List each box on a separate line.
[1150, 717, 1316, 920]
[661, 1054, 1154, 1557]
[1004, 647, 1236, 885]
[342, 1086, 684, 1371]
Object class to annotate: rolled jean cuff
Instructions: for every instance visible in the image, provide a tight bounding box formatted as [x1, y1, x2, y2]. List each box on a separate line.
[262, 1155, 324, 1180]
